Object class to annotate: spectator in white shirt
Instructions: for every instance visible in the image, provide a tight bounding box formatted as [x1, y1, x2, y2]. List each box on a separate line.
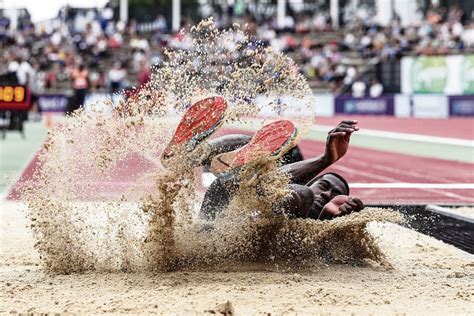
[16, 59, 34, 86]
[369, 78, 384, 97]
[7, 57, 20, 74]
[352, 79, 366, 98]
[108, 62, 127, 93]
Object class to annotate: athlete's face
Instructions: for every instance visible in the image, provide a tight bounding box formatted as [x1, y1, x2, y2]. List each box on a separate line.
[310, 174, 348, 211]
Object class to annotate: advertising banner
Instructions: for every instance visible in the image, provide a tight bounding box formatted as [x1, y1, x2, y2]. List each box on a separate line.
[334, 95, 394, 115]
[449, 95, 474, 117]
[314, 93, 335, 117]
[38, 94, 69, 112]
[461, 56, 474, 94]
[411, 94, 449, 118]
[401, 55, 474, 95]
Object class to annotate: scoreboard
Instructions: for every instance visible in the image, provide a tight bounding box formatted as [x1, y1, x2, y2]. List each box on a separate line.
[0, 85, 31, 111]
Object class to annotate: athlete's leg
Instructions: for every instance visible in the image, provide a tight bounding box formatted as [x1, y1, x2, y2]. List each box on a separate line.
[202, 134, 303, 167]
[161, 96, 228, 168]
[209, 120, 298, 174]
[200, 134, 251, 166]
[199, 176, 239, 220]
[200, 120, 307, 220]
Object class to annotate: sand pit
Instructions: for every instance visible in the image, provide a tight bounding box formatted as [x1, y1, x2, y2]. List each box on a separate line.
[1, 201, 473, 314]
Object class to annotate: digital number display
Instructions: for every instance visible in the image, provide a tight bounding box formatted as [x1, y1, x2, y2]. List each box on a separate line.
[0, 86, 26, 102]
[0, 85, 30, 110]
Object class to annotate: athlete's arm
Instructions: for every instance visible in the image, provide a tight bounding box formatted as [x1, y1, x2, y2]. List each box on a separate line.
[280, 120, 359, 185]
[323, 120, 359, 165]
[318, 195, 365, 220]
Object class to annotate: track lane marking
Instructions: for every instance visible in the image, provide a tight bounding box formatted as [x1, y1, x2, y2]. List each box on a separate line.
[346, 159, 473, 183]
[311, 125, 474, 147]
[332, 165, 401, 182]
[331, 165, 474, 201]
[350, 183, 474, 189]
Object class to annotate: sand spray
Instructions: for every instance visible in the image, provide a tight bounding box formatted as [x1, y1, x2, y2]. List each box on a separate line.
[19, 19, 402, 274]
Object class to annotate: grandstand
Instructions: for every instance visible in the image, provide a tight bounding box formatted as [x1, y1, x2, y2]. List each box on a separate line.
[1, 0, 474, 98]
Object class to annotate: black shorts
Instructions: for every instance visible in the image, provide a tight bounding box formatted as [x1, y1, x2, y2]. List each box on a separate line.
[199, 145, 304, 220]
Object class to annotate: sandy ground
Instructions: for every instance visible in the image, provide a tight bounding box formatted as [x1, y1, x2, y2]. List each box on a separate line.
[1, 201, 473, 315]
[447, 206, 474, 219]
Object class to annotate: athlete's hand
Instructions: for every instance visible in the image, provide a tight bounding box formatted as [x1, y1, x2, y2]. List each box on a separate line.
[319, 195, 364, 220]
[324, 120, 359, 164]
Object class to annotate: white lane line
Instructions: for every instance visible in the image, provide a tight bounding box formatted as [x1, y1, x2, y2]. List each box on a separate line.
[331, 165, 473, 201]
[332, 165, 400, 182]
[12, 180, 474, 190]
[347, 159, 466, 183]
[0, 147, 43, 201]
[311, 125, 474, 147]
[350, 183, 474, 189]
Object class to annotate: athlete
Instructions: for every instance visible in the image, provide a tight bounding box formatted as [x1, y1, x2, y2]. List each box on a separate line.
[161, 96, 365, 221]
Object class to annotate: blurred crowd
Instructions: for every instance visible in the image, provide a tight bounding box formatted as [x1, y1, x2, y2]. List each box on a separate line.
[1, 5, 157, 107]
[1, 3, 474, 104]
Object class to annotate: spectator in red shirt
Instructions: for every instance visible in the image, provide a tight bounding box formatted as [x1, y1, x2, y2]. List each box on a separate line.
[137, 61, 151, 87]
[69, 63, 89, 114]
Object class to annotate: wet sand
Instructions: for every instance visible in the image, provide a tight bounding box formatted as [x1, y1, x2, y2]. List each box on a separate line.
[1, 201, 473, 314]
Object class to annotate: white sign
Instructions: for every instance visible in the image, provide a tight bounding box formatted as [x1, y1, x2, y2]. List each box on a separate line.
[401, 55, 474, 95]
[412, 95, 449, 118]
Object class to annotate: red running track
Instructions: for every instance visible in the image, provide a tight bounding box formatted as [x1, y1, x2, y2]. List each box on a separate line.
[299, 139, 474, 204]
[7, 127, 474, 204]
[315, 115, 474, 140]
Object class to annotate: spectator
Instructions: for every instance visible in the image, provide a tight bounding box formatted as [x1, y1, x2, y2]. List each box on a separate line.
[89, 67, 105, 90]
[352, 79, 366, 98]
[44, 63, 60, 89]
[108, 62, 126, 94]
[462, 22, 474, 47]
[155, 15, 168, 33]
[369, 78, 383, 97]
[16, 58, 34, 86]
[69, 63, 89, 114]
[137, 61, 151, 87]
[7, 57, 20, 76]
[29, 61, 44, 121]
[0, 3, 472, 98]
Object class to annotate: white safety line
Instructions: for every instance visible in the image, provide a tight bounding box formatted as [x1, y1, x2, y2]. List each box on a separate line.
[0, 146, 43, 201]
[332, 165, 400, 182]
[311, 125, 474, 147]
[18, 180, 473, 190]
[350, 183, 474, 189]
[347, 159, 446, 182]
[331, 165, 473, 201]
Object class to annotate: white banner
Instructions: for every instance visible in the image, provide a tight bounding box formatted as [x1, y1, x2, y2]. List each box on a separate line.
[401, 55, 474, 95]
[411, 95, 449, 118]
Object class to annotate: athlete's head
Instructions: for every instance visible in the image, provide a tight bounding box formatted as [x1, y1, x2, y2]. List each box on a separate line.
[310, 173, 349, 211]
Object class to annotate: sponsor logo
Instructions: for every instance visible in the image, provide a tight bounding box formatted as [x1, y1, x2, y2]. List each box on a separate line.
[344, 99, 387, 114]
[38, 95, 68, 112]
[411, 56, 447, 93]
[450, 98, 474, 116]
